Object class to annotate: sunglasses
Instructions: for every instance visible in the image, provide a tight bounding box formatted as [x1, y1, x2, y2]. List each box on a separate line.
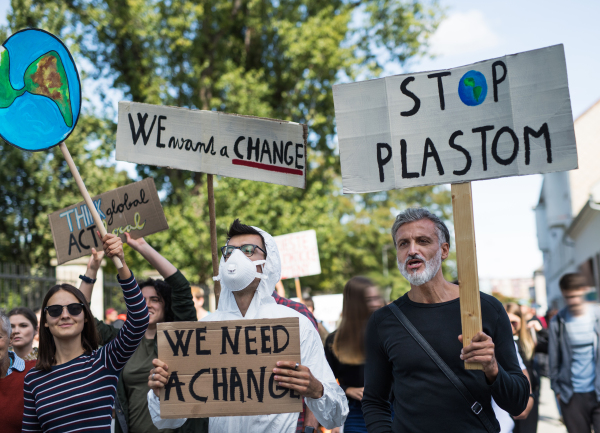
[45, 303, 85, 318]
[220, 244, 266, 259]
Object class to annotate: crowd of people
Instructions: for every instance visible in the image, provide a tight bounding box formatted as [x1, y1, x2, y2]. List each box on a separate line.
[0, 208, 598, 433]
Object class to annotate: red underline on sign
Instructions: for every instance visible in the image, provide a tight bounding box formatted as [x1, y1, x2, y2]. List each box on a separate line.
[232, 159, 304, 176]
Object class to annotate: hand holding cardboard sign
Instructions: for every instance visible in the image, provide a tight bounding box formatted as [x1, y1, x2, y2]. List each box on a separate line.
[124, 232, 148, 252]
[101, 232, 131, 279]
[273, 361, 324, 399]
[459, 332, 498, 383]
[149, 358, 170, 397]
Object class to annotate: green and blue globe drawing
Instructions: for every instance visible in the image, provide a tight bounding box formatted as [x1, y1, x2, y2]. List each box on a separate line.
[458, 70, 487, 107]
[0, 28, 81, 151]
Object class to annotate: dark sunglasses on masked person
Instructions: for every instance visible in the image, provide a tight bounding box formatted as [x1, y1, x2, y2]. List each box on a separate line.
[45, 303, 85, 318]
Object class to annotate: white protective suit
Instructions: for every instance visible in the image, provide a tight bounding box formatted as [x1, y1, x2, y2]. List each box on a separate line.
[148, 227, 348, 432]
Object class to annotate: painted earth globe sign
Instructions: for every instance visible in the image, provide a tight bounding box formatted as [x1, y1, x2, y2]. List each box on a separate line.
[0, 28, 81, 151]
[458, 70, 488, 107]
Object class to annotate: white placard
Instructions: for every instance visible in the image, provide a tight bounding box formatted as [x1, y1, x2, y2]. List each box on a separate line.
[116, 102, 307, 189]
[274, 229, 321, 280]
[333, 44, 578, 193]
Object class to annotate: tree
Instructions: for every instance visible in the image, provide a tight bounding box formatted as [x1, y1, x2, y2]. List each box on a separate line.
[0, 0, 451, 297]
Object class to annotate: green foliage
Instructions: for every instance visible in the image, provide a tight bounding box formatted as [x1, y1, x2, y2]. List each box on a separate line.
[0, 0, 453, 298]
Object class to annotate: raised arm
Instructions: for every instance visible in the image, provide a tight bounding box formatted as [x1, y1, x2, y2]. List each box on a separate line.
[125, 233, 176, 278]
[78, 247, 104, 304]
[101, 234, 149, 371]
[125, 234, 196, 322]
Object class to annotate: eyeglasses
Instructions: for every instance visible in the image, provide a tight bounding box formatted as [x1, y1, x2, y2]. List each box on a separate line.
[510, 320, 521, 329]
[220, 244, 266, 259]
[45, 303, 85, 318]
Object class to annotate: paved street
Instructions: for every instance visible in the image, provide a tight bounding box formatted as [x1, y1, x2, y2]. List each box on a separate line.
[538, 377, 566, 433]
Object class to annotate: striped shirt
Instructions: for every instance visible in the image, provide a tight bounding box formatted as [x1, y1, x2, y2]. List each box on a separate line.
[22, 273, 149, 433]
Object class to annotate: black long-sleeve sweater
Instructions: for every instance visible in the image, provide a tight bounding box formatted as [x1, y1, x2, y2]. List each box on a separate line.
[362, 292, 529, 433]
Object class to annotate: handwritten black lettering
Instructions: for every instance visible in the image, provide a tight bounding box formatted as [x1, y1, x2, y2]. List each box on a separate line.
[189, 369, 210, 402]
[165, 371, 186, 402]
[164, 330, 194, 357]
[105, 189, 150, 225]
[247, 367, 266, 402]
[128, 113, 156, 145]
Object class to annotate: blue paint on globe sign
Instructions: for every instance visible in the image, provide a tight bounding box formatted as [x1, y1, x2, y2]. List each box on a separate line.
[458, 70, 487, 107]
[0, 29, 81, 151]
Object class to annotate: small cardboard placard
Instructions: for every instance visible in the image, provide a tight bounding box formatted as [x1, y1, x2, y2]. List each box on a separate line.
[333, 44, 578, 193]
[48, 178, 168, 265]
[116, 102, 307, 189]
[157, 318, 302, 418]
[274, 230, 321, 280]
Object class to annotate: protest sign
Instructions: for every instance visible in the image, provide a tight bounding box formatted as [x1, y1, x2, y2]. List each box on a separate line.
[274, 230, 321, 280]
[333, 44, 577, 193]
[116, 101, 309, 304]
[49, 178, 168, 265]
[157, 318, 302, 418]
[1, 29, 123, 268]
[333, 45, 578, 369]
[116, 102, 307, 189]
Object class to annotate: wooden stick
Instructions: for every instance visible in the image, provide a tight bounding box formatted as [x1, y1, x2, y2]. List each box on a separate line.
[294, 277, 303, 302]
[451, 182, 483, 370]
[59, 142, 123, 269]
[207, 174, 221, 307]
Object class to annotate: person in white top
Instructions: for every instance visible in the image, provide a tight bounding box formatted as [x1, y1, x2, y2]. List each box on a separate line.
[146, 219, 348, 432]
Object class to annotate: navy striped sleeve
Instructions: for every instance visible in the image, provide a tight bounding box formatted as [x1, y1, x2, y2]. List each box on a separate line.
[103, 273, 149, 372]
[22, 378, 42, 432]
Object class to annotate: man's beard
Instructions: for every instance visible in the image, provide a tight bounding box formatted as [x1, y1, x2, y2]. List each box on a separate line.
[398, 249, 443, 286]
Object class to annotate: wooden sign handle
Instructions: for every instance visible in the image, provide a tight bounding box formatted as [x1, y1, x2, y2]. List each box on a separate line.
[207, 174, 221, 307]
[451, 182, 483, 370]
[294, 277, 303, 303]
[59, 142, 123, 269]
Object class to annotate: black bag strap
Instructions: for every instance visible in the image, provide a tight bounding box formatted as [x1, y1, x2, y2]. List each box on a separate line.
[388, 302, 496, 433]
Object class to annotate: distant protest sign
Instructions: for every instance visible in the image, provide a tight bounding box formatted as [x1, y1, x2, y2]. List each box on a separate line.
[49, 178, 168, 265]
[274, 230, 321, 280]
[157, 318, 302, 418]
[333, 44, 578, 193]
[116, 102, 307, 189]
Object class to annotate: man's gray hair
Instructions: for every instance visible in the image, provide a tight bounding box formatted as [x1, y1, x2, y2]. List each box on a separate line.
[0, 309, 11, 338]
[391, 208, 451, 248]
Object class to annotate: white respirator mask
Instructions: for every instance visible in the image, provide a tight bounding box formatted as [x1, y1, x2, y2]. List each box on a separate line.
[213, 248, 267, 292]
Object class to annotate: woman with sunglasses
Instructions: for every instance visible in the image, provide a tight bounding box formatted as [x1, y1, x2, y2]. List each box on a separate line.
[78, 233, 207, 433]
[22, 233, 149, 433]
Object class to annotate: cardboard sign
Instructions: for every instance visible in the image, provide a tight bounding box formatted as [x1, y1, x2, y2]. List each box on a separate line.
[274, 230, 321, 280]
[49, 178, 168, 264]
[157, 318, 302, 418]
[116, 102, 307, 189]
[333, 44, 578, 193]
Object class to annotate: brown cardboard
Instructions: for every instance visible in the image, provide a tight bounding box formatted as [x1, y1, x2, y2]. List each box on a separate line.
[157, 318, 302, 418]
[48, 178, 169, 265]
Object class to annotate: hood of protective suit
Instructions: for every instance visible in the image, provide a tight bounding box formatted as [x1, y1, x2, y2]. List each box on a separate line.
[215, 227, 281, 318]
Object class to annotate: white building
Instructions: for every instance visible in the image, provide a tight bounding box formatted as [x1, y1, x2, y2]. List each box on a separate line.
[535, 99, 600, 309]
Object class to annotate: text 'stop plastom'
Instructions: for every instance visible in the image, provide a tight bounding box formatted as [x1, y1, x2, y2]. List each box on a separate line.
[116, 102, 307, 189]
[333, 44, 578, 193]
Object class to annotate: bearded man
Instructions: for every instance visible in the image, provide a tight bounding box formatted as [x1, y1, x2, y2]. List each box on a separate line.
[362, 208, 529, 433]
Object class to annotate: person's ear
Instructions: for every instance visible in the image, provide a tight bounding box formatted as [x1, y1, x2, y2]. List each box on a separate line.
[441, 242, 450, 260]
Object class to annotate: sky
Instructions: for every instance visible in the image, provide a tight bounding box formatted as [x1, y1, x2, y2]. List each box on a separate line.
[400, 0, 600, 279]
[1, 0, 598, 280]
